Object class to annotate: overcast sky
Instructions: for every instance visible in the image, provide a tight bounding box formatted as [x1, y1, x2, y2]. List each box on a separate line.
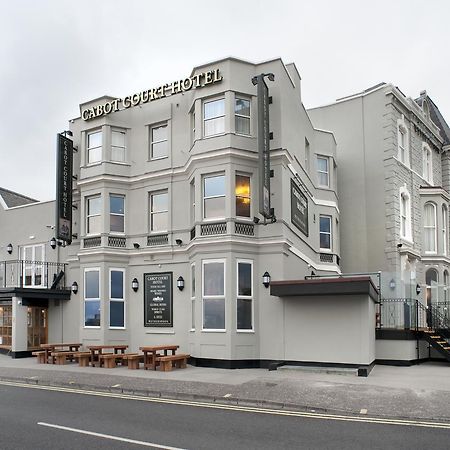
[1, 0, 449, 201]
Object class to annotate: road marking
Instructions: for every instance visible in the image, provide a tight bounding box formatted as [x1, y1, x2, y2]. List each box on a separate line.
[111, 384, 121, 388]
[223, 393, 232, 398]
[38, 422, 186, 449]
[360, 409, 368, 415]
[2, 380, 450, 430]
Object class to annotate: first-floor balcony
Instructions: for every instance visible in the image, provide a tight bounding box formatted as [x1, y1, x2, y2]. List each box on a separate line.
[0, 260, 68, 290]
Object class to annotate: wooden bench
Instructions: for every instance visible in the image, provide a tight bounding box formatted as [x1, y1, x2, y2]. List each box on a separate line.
[73, 352, 91, 367]
[122, 353, 141, 370]
[99, 353, 130, 368]
[156, 354, 190, 371]
[32, 351, 47, 364]
[51, 351, 77, 365]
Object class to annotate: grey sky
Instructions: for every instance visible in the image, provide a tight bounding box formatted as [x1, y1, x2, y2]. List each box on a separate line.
[1, 0, 449, 201]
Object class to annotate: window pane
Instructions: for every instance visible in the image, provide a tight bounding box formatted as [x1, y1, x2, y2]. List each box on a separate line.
[204, 117, 225, 136]
[236, 197, 250, 217]
[111, 270, 123, 299]
[85, 271, 99, 298]
[152, 125, 167, 142]
[85, 301, 100, 327]
[237, 298, 252, 330]
[111, 147, 125, 162]
[235, 98, 250, 116]
[236, 175, 250, 217]
[191, 300, 195, 329]
[236, 116, 250, 135]
[204, 197, 225, 218]
[88, 215, 101, 234]
[320, 233, 331, 249]
[112, 131, 125, 147]
[238, 263, 252, 296]
[88, 197, 101, 215]
[152, 141, 168, 159]
[88, 131, 102, 148]
[204, 99, 225, 120]
[110, 196, 124, 214]
[317, 157, 328, 172]
[151, 212, 168, 231]
[191, 265, 196, 297]
[320, 216, 331, 233]
[110, 301, 124, 327]
[110, 215, 124, 233]
[203, 298, 225, 329]
[152, 192, 168, 212]
[204, 175, 225, 197]
[88, 147, 101, 163]
[204, 262, 224, 296]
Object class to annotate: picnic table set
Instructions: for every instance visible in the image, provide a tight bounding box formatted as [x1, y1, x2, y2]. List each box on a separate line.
[32, 342, 189, 371]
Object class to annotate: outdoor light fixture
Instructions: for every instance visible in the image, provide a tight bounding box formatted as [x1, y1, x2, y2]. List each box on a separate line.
[71, 281, 78, 295]
[133, 242, 140, 249]
[61, 130, 73, 137]
[6, 243, 12, 254]
[262, 271, 271, 288]
[253, 216, 260, 224]
[132, 278, 139, 292]
[175, 239, 183, 246]
[50, 237, 57, 249]
[389, 279, 396, 290]
[177, 276, 185, 291]
[416, 284, 422, 296]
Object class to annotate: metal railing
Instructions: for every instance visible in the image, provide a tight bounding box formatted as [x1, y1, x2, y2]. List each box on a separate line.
[0, 260, 67, 290]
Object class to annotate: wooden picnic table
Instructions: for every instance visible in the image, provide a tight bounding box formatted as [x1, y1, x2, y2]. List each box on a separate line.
[87, 345, 129, 367]
[139, 345, 179, 370]
[40, 343, 82, 364]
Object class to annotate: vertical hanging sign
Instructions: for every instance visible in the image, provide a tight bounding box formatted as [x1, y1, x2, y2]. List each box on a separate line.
[252, 73, 274, 219]
[56, 133, 73, 243]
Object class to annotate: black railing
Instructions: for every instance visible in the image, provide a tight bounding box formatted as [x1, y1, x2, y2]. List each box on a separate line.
[0, 260, 67, 290]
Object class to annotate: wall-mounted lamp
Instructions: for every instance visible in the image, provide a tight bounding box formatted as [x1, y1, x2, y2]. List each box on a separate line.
[71, 281, 78, 294]
[50, 237, 57, 249]
[262, 271, 271, 288]
[177, 276, 185, 291]
[389, 279, 396, 290]
[253, 216, 260, 224]
[132, 278, 139, 292]
[61, 130, 73, 137]
[416, 284, 422, 296]
[175, 239, 183, 246]
[133, 242, 140, 249]
[397, 243, 403, 248]
[6, 243, 12, 254]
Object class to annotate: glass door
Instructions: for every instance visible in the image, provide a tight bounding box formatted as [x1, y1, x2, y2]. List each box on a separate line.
[0, 306, 12, 348]
[27, 307, 47, 349]
[21, 244, 45, 287]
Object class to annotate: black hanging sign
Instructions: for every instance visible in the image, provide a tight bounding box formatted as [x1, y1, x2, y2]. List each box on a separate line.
[144, 272, 173, 327]
[291, 179, 309, 236]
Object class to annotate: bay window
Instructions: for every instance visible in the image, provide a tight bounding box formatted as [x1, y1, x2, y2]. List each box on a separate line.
[203, 174, 225, 219]
[237, 260, 253, 331]
[109, 269, 125, 328]
[319, 215, 332, 251]
[150, 191, 168, 232]
[86, 196, 101, 235]
[87, 130, 102, 164]
[317, 156, 329, 187]
[202, 260, 225, 330]
[84, 268, 100, 327]
[235, 174, 251, 218]
[111, 130, 126, 162]
[204, 98, 225, 137]
[424, 203, 437, 253]
[110, 195, 125, 233]
[235, 98, 250, 135]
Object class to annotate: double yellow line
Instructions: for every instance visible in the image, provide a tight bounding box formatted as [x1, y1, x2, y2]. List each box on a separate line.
[1, 379, 450, 430]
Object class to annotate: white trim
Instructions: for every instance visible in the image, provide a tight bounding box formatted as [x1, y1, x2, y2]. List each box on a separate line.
[399, 185, 412, 242]
[423, 202, 437, 254]
[108, 268, 126, 329]
[236, 259, 254, 332]
[288, 245, 341, 273]
[191, 263, 196, 331]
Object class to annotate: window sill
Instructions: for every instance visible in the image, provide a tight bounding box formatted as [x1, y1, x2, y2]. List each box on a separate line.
[201, 329, 226, 333]
[145, 330, 175, 334]
[149, 156, 169, 162]
[203, 132, 226, 139]
[109, 327, 126, 330]
[319, 248, 333, 253]
[83, 326, 101, 329]
[236, 330, 255, 334]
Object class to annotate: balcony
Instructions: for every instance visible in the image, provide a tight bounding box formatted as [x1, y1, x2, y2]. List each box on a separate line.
[0, 260, 68, 290]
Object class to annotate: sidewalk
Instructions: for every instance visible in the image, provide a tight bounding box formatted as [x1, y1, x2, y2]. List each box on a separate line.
[1, 355, 450, 422]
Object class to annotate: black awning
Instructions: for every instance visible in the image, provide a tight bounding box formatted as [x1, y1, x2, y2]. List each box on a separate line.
[270, 276, 379, 301]
[0, 288, 71, 301]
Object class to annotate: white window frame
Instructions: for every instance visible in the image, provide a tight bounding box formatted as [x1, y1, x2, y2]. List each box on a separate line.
[150, 123, 169, 160]
[423, 143, 432, 183]
[109, 268, 125, 329]
[190, 263, 195, 331]
[86, 195, 101, 236]
[235, 97, 251, 136]
[87, 130, 102, 165]
[399, 186, 412, 242]
[305, 137, 310, 172]
[203, 98, 225, 138]
[109, 194, 125, 234]
[202, 259, 226, 332]
[424, 202, 437, 254]
[319, 215, 332, 252]
[235, 173, 251, 219]
[317, 155, 330, 188]
[443, 205, 448, 256]
[203, 173, 226, 220]
[149, 190, 169, 233]
[84, 267, 101, 329]
[20, 244, 45, 288]
[111, 129, 126, 163]
[236, 259, 254, 332]
[397, 118, 409, 166]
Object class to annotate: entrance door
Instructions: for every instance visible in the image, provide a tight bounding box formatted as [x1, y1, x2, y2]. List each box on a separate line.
[27, 307, 47, 349]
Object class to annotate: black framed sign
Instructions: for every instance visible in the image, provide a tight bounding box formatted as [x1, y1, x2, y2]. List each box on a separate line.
[291, 179, 309, 236]
[144, 272, 173, 327]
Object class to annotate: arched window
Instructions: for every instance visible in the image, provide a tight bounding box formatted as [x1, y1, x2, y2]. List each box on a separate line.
[397, 117, 409, 166]
[424, 203, 437, 253]
[422, 143, 432, 183]
[400, 187, 411, 240]
[443, 205, 448, 256]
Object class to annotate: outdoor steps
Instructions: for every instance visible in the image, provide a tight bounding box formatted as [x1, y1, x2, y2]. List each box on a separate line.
[422, 332, 450, 362]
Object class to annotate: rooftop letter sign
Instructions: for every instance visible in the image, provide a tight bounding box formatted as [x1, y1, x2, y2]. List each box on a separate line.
[82, 69, 223, 120]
